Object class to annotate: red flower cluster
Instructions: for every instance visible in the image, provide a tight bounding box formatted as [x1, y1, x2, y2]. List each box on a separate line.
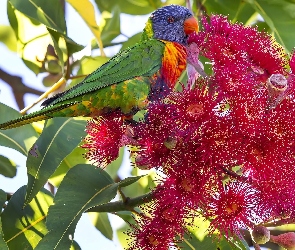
[83, 15, 295, 249]
[82, 113, 126, 168]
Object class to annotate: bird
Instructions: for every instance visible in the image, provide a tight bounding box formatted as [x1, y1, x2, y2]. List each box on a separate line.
[0, 4, 198, 130]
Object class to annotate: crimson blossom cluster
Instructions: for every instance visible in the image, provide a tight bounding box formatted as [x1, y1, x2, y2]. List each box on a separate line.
[83, 15, 295, 249]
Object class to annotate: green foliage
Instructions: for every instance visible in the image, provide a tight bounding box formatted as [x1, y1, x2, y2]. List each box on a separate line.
[0, 104, 37, 155]
[88, 212, 113, 240]
[0, 0, 294, 249]
[34, 164, 118, 249]
[0, 155, 16, 178]
[0, 25, 16, 51]
[25, 118, 86, 205]
[1, 186, 53, 249]
[178, 216, 250, 250]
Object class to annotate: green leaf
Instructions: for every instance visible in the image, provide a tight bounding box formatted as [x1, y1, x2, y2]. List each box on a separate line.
[88, 212, 113, 240]
[0, 103, 37, 156]
[115, 211, 135, 224]
[120, 33, 142, 51]
[104, 147, 124, 179]
[204, 0, 255, 23]
[0, 25, 17, 52]
[9, 0, 83, 54]
[1, 186, 53, 250]
[0, 219, 8, 250]
[177, 216, 250, 250]
[94, 0, 160, 15]
[0, 189, 6, 210]
[9, 0, 67, 34]
[7, 2, 54, 74]
[49, 146, 88, 187]
[70, 240, 81, 250]
[0, 190, 8, 250]
[116, 224, 131, 249]
[246, 0, 295, 52]
[119, 176, 145, 188]
[122, 169, 156, 198]
[0, 155, 16, 178]
[35, 164, 118, 250]
[66, 0, 102, 44]
[100, 6, 121, 45]
[69, 56, 109, 87]
[8, 0, 83, 74]
[25, 118, 86, 205]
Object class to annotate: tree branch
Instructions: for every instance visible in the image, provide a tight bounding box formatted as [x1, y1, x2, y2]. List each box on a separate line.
[0, 67, 43, 111]
[86, 192, 154, 213]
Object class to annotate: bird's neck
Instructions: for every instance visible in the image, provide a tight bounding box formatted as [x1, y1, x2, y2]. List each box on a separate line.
[141, 18, 154, 41]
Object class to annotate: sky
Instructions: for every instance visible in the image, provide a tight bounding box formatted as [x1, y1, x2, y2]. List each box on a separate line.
[0, 1, 147, 249]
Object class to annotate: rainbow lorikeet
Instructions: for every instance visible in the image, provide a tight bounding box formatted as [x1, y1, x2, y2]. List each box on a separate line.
[0, 5, 198, 130]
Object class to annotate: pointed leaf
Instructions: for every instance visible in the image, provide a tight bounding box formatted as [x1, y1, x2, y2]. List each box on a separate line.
[88, 212, 113, 240]
[119, 175, 145, 188]
[0, 189, 6, 210]
[1, 186, 53, 250]
[0, 190, 8, 250]
[117, 224, 131, 249]
[0, 220, 8, 250]
[9, 0, 84, 54]
[70, 240, 81, 250]
[8, 0, 83, 73]
[104, 147, 124, 179]
[204, 0, 254, 23]
[0, 25, 17, 52]
[100, 6, 121, 45]
[69, 56, 109, 87]
[25, 118, 86, 205]
[49, 146, 87, 187]
[66, 0, 102, 44]
[9, 0, 67, 34]
[246, 0, 295, 52]
[115, 211, 135, 224]
[177, 216, 250, 250]
[7, 2, 54, 74]
[0, 103, 37, 155]
[35, 164, 118, 250]
[0, 155, 16, 178]
[120, 33, 141, 51]
[94, 0, 159, 15]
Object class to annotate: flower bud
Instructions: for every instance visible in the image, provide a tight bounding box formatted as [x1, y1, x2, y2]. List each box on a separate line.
[268, 73, 288, 93]
[270, 232, 295, 250]
[267, 73, 288, 109]
[164, 135, 178, 150]
[251, 226, 270, 244]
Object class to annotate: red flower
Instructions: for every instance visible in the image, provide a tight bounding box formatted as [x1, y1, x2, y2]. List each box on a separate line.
[129, 179, 188, 250]
[189, 15, 287, 96]
[202, 180, 260, 237]
[81, 12, 295, 249]
[83, 114, 125, 168]
[290, 51, 295, 73]
[130, 103, 180, 169]
[249, 162, 295, 220]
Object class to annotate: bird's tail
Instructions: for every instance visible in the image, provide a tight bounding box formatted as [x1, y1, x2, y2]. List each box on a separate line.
[0, 103, 71, 130]
[0, 113, 49, 130]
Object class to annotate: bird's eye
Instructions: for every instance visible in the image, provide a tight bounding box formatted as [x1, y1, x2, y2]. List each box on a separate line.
[167, 16, 175, 23]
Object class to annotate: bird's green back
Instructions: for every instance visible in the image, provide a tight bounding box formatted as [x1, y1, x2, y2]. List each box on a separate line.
[45, 39, 166, 107]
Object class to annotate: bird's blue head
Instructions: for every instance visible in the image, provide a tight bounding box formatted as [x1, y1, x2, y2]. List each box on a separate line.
[142, 5, 199, 45]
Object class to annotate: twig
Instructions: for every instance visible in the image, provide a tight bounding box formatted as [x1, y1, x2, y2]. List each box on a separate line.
[0, 68, 43, 111]
[20, 77, 66, 114]
[86, 192, 154, 213]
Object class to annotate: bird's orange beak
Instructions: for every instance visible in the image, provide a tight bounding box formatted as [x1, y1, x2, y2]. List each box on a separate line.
[184, 16, 199, 35]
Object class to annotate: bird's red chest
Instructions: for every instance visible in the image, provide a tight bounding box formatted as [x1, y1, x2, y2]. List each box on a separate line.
[160, 41, 187, 89]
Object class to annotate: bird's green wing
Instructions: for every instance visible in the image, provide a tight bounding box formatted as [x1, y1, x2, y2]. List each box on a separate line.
[47, 39, 165, 106]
